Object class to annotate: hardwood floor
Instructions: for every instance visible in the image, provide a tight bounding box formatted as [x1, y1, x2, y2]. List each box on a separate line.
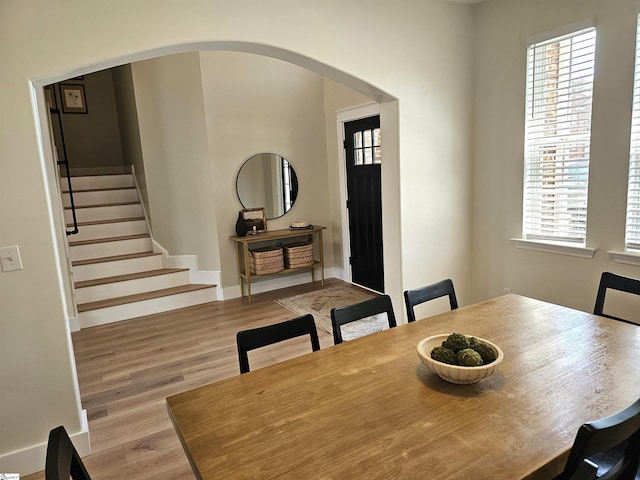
[24, 279, 344, 479]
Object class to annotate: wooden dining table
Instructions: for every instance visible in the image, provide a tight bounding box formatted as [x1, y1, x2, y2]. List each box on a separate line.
[166, 294, 640, 479]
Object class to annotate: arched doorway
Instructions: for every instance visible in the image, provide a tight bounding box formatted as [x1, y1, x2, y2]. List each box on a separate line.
[36, 42, 402, 318]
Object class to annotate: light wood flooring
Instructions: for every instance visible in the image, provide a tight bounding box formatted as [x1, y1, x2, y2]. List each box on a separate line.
[24, 278, 348, 480]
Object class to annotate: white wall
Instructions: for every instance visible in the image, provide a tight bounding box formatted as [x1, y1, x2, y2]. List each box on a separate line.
[395, 2, 476, 314]
[132, 53, 221, 271]
[132, 52, 379, 293]
[199, 51, 336, 288]
[53, 70, 126, 175]
[0, 0, 472, 474]
[112, 64, 147, 211]
[473, 0, 640, 316]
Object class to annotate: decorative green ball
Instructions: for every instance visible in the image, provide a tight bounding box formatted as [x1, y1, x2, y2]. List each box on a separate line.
[441, 332, 470, 353]
[470, 338, 498, 364]
[457, 348, 484, 366]
[430, 346, 457, 365]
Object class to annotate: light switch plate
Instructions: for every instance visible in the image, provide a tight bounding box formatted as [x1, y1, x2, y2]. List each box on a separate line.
[0, 245, 23, 272]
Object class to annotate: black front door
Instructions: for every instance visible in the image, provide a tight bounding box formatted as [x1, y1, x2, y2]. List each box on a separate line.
[344, 115, 384, 293]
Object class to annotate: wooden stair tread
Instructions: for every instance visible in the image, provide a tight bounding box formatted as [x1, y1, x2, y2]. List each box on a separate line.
[75, 268, 189, 288]
[69, 233, 150, 246]
[63, 175, 218, 321]
[68, 216, 145, 228]
[66, 201, 140, 210]
[62, 186, 136, 193]
[72, 251, 160, 266]
[77, 284, 216, 312]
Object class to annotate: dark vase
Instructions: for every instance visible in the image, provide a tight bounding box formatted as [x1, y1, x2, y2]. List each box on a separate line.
[235, 211, 249, 237]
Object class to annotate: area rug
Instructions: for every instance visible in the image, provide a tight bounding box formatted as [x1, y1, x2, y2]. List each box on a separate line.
[275, 285, 390, 342]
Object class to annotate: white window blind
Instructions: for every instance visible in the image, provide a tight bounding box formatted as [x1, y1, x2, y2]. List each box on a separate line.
[523, 28, 596, 244]
[625, 15, 640, 250]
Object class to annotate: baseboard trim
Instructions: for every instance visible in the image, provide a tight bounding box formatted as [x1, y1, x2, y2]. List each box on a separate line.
[223, 267, 340, 300]
[0, 410, 90, 476]
[163, 254, 222, 300]
[68, 314, 80, 333]
[150, 233, 340, 303]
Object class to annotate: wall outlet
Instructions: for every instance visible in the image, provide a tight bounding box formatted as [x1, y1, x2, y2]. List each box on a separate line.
[0, 245, 23, 272]
[503, 287, 512, 295]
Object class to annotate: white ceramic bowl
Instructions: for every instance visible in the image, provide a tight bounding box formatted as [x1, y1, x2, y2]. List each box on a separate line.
[417, 334, 504, 384]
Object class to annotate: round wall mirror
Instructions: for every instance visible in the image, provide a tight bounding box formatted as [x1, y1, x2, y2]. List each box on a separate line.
[236, 153, 298, 219]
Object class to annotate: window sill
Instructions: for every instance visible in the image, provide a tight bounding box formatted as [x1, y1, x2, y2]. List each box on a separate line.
[510, 238, 597, 259]
[607, 250, 640, 266]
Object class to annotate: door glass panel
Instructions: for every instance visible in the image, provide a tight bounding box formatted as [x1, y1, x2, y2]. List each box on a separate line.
[365, 148, 373, 164]
[363, 130, 372, 147]
[354, 132, 362, 148]
[351, 125, 382, 167]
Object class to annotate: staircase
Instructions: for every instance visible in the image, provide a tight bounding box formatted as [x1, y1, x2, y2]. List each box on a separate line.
[63, 174, 217, 329]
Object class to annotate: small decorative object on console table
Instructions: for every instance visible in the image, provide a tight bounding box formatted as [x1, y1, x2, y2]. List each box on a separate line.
[241, 207, 267, 234]
[231, 225, 326, 302]
[289, 221, 314, 231]
[235, 211, 249, 237]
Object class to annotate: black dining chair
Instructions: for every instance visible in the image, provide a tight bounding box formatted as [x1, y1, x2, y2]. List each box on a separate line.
[403, 278, 458, 323]
[568, 459, 598, 480]
[236, 314, 320, 373]
[330, 294, 397, 345]
[45, 425, 92, 480]
[593, 272, 640, 324]
[555, 397, 640, 480]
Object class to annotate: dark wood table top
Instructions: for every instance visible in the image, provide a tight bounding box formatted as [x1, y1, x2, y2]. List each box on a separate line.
[166, 294, 640, 479]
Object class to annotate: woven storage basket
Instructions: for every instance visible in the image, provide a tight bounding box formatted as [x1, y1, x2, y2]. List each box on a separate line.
[249, 245, 284, 274]
[283, 242, 315, 268]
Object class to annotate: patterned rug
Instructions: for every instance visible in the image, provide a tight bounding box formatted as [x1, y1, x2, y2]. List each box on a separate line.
[276, 285, 389, 342]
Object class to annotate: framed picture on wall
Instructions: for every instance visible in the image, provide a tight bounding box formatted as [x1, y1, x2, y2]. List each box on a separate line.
[59, 83, 88, 114]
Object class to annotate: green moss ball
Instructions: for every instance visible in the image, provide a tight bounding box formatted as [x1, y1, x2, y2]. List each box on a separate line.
[457, 348, 484, 366]
[469, 338, 498, 364]
[442, 332, 470, 353]
[430, 346, 458, 365]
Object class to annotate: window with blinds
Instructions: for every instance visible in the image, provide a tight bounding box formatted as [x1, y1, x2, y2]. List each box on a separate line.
[625, 15, 640, 250]
[523, 27, 596, 244]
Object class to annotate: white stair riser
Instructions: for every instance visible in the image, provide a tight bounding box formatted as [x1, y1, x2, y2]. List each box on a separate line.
[70, 237, 152, 262]
[63, 174, 134, 190]
[64, 175, 217, 330]
[71, 220, 147, 242]
[63, 189, 138, 207]
[75, 271, 191, 304]
[78, 287, 217, 329]
[66, 203, 143, 223]
[72, 255, 163, 282]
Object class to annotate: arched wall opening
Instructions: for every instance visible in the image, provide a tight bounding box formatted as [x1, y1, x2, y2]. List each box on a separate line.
[34, 40, 403, 326]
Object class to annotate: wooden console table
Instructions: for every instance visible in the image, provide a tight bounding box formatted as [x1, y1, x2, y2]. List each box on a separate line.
[230, 226, 326, 302]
